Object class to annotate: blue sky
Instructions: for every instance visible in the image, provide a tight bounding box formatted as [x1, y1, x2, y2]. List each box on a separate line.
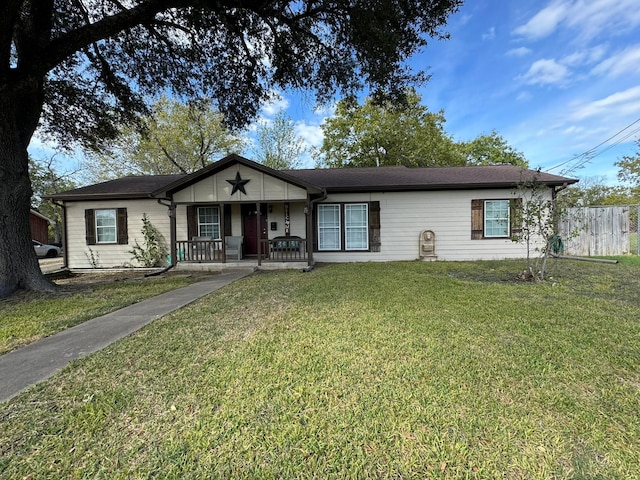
[259, 0, 640, 182]
[31, 0, 640, 185]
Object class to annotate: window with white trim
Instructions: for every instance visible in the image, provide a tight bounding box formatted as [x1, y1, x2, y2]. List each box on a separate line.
[318, 204, 341, 250]
[345, 203, 369, 250]
[95, 209, 117, 243]
[198, 206, 221, 239]
[484, 200, 510, 238]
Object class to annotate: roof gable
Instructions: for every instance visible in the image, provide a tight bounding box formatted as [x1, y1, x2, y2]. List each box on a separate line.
[154, 154, 323, 197]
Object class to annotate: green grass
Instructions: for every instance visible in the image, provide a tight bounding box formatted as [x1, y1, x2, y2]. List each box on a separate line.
[0, 273, 196, 355]
[1, 260, 639, 479]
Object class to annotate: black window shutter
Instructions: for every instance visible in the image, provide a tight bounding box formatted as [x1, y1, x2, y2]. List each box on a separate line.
[369, 201, 381, 252]
[471, 199, 484, 239]
[312, 204, 318, 252]
[510, 198, 523, 236]
[117, 208, 128, 244]
[224, 205, 232, 237]
[187, 206, 197, 239]
[85, 209, 96, 245]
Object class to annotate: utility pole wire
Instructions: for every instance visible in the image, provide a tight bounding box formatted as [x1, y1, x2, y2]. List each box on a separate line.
[547, 117, 640, 174]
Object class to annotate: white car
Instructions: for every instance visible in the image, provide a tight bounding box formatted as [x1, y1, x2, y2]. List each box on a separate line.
[33, 240, 62, 258]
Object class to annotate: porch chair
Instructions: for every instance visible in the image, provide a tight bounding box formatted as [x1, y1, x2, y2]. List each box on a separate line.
[225, 236, 244, 261]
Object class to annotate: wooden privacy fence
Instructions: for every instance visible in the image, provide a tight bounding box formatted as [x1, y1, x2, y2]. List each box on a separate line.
[558, 206, 631, 256]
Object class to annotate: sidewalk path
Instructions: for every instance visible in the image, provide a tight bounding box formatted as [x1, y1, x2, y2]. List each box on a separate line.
[0, 270, 251, 402]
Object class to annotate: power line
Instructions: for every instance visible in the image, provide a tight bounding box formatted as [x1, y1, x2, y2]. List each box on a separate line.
[546, 117, 640, 175]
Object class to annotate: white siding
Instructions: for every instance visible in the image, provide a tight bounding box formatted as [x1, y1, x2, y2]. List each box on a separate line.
[314, 189, 548, 262]
[172, 164, 308, 203]
[65, 200, 170, 269]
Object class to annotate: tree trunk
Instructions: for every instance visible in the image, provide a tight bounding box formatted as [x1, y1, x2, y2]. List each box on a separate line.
[0, 93, 55, 297]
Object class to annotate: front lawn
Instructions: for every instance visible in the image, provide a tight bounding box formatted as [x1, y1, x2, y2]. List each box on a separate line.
[0, 272, 197, 355]
[1, 260, 639, 478]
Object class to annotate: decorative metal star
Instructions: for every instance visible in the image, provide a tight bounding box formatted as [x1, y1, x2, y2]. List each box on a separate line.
[226, 172, 250, 195]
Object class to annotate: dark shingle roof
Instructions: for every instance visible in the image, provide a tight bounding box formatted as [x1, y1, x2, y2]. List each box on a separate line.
[50, 161, 577, 200]
[49, 174, 186, 200]
[285, 165, 576, 192]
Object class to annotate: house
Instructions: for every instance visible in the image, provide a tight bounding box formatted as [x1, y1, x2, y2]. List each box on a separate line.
[50, 154, 577, 270]
[30, 209, 54, 244]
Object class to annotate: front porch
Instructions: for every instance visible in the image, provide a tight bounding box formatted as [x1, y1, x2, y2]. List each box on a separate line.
[173, 237, 309, 267]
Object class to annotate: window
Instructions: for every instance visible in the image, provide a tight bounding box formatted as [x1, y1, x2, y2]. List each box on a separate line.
[197, 206, 221, 239]
[318, 204, 341, 250]
[345, 204, 369, 250]
[95, 209, 117, 243]
[317, 203, 376, 252]
[85, 208, 128, 245]
[484, 200, 510, 237]
[471, 199, 521, 239]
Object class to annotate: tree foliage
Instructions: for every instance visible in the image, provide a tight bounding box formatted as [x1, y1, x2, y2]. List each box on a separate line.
[129, 213, 168, 268]
[85, 97, 244, 181]
[29, 156, 79, 243]
[459, 131, 528, 167]
[0, 0, 461, 296]
[615, 139, 640, 188]
[318, 90, 465, 168]
[254, 111, 305, 170]
[559, 176, 635, 207]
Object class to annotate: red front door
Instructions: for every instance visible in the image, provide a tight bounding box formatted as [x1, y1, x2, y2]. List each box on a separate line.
[242, 203, 267, 256]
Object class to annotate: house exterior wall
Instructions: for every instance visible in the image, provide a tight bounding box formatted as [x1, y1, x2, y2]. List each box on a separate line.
[64, 187, 551, 268]
[174, 202, 308, 241]
[313, 188, 548, 262]
[172, 164, 308, 203]
[65, 199, 170, 269]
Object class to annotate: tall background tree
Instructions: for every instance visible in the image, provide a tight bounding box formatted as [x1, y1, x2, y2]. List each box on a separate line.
[253, 111, 305, 170]
[615, 138, 640, 193]
[317, 90, 465, 168]
[29, 155, 79, 244]
[84, 96, 245, 182]
[316, 91, 528, 169]
[0, 0, 462, 296]
[459, 130, 528, 167]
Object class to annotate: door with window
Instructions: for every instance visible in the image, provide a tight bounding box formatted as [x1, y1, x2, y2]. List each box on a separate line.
[242, 203, 267, 256]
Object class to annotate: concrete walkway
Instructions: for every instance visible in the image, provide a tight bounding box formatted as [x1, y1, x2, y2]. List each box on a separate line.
[0, 270, 251, 402]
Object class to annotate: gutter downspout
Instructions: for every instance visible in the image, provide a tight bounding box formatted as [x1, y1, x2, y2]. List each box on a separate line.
[51, 200, 68, 270]
[156, 198, 176, 271]
[304, 188, 328, 270]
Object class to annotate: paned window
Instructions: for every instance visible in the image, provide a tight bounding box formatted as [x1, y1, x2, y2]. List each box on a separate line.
[484, 200, 510, 237]
[345, 204, 369, 250]
[318, 204, 341, 250]
[95, 209, 117, 243]
[198, 206, 221, 239]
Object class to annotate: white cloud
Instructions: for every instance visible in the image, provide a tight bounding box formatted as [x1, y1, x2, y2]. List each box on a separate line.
[516, 91, 533, 101]
[512, 1, 568, 40]
[506, 47, 532, 57]
[561, 45, 607, 67]
[295, 121, 324, 149]
[260, 91, 290, 117]
[591, 44, 640, 78]
[482, 27, 496, 40]
[513, 0, 640, 42]
[520, 59, 569, 85]
[567, 86, 640, 121]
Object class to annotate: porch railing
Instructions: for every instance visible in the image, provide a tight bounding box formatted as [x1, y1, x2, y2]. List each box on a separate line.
[175, 239, 223, 262]
[175, 237, 307, 263]
[261, 236, 307, 262]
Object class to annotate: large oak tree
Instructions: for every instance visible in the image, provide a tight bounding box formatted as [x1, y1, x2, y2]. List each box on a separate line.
[0, 0, 461, 296]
